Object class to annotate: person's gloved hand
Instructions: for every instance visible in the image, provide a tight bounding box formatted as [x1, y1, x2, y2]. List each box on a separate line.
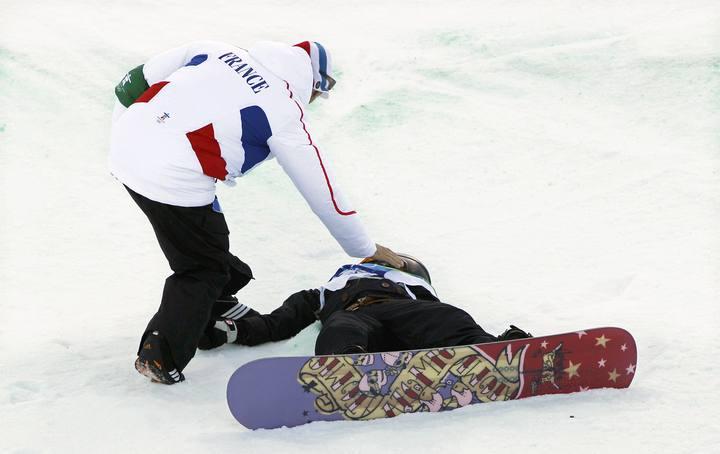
[366, 244, 405, 269]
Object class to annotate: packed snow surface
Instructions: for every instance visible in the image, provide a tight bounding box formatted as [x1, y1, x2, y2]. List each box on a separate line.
[1, 0, 719, 452]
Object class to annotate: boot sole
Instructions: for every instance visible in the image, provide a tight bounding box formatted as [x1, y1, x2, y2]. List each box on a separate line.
[134, 357, 176, 385]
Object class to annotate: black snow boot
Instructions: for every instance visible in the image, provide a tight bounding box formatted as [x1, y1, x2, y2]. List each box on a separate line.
[211, 295, 260, 321]
[198, 319, 243, 350]
[497, 325, 533, 341]
[135, 331, 185, 384]
[198, 296, 259, 350]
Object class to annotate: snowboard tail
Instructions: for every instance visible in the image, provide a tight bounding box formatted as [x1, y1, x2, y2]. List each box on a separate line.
[227, 327, 636, 429]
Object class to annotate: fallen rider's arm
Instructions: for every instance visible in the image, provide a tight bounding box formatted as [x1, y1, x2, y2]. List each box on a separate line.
[236, 290, 320, 346]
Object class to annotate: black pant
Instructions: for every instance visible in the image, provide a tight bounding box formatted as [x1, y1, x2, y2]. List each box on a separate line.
[314, 299, 497, 354]
[126, 186, 252, 371]
[236, 289, 497, 355]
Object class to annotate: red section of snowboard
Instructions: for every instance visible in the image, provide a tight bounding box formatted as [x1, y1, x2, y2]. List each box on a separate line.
[227, 327, 637, 429]
[489, 327, 636, 399]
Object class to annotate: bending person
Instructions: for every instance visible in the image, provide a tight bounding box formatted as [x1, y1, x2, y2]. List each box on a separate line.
[110, 40, 404, 384]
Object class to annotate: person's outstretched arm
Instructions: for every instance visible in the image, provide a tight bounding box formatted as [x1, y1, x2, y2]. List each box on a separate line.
[236, 290, 320, 346]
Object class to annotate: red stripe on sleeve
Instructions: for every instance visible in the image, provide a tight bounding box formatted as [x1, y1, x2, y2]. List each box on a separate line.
[134, 81, 170, 104]
[285, 83, 356, 216]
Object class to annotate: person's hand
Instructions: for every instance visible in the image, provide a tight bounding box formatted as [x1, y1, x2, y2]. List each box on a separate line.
[367, 244, 405, 269]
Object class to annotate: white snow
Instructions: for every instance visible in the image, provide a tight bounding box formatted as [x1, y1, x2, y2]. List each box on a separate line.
[1, 0, 719, 452]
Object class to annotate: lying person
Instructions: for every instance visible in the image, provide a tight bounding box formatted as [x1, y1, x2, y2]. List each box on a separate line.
[198, 254, 531, 354]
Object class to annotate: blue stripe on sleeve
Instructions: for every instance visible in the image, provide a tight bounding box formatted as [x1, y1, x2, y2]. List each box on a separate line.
[185, 54, 208, 66]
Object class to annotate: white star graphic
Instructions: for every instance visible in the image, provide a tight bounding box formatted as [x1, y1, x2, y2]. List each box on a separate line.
[579, 386, 590, 392]
[608, 369, 620, 383]
[597, 358, 606, 368]
[540, 341, 548, 349]
[626, 364, 636, 375]
[564, 361, 581, 379]
[595, 335, 611, 348]
[621, 344, 628, 352]
[577, 331, 587, 339]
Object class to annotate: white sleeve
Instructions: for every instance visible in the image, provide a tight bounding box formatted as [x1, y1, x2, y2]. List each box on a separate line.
[115, 42, 212, 121]
[142, 41, 227, 84]
[269, 116, 376, 258]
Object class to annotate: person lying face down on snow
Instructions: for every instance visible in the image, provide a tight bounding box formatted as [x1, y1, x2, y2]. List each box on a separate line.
[198, 254, 532, 355]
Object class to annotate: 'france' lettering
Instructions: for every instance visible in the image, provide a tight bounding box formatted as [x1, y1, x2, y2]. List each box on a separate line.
[218, 52, 270, 94]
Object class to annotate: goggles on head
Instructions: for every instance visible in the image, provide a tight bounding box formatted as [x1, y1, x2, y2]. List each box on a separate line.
[315, 73, 336, 93]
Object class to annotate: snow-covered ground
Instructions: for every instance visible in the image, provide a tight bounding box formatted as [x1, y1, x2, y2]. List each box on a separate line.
[1, 0, 719, 452]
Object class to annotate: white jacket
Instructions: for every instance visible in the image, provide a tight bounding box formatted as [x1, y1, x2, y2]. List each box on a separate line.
[109, 41, 375, 258]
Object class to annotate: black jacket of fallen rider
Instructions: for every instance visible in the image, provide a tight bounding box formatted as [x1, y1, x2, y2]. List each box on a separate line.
[235, 277, 439, 346]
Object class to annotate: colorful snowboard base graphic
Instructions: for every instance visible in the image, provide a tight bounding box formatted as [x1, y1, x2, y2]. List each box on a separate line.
[227, 327, 636, 429]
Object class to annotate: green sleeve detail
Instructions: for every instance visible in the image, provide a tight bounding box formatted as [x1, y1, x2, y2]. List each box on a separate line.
[114, 65, 150, 107]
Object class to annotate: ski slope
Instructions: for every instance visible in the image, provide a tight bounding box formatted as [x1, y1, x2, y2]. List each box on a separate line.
[1, 0, 718, 452]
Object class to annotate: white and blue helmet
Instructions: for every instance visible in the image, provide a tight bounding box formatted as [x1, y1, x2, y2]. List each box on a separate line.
[293, 41, 336, 96]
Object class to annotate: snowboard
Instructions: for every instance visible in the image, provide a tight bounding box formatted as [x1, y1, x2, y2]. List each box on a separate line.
[227, 327, 636, 429]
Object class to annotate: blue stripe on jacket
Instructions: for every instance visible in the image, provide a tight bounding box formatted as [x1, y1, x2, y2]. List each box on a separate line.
[239, 106, 272, 174]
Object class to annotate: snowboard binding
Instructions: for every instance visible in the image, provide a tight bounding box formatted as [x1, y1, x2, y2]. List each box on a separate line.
[497, 325, 533, 341]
